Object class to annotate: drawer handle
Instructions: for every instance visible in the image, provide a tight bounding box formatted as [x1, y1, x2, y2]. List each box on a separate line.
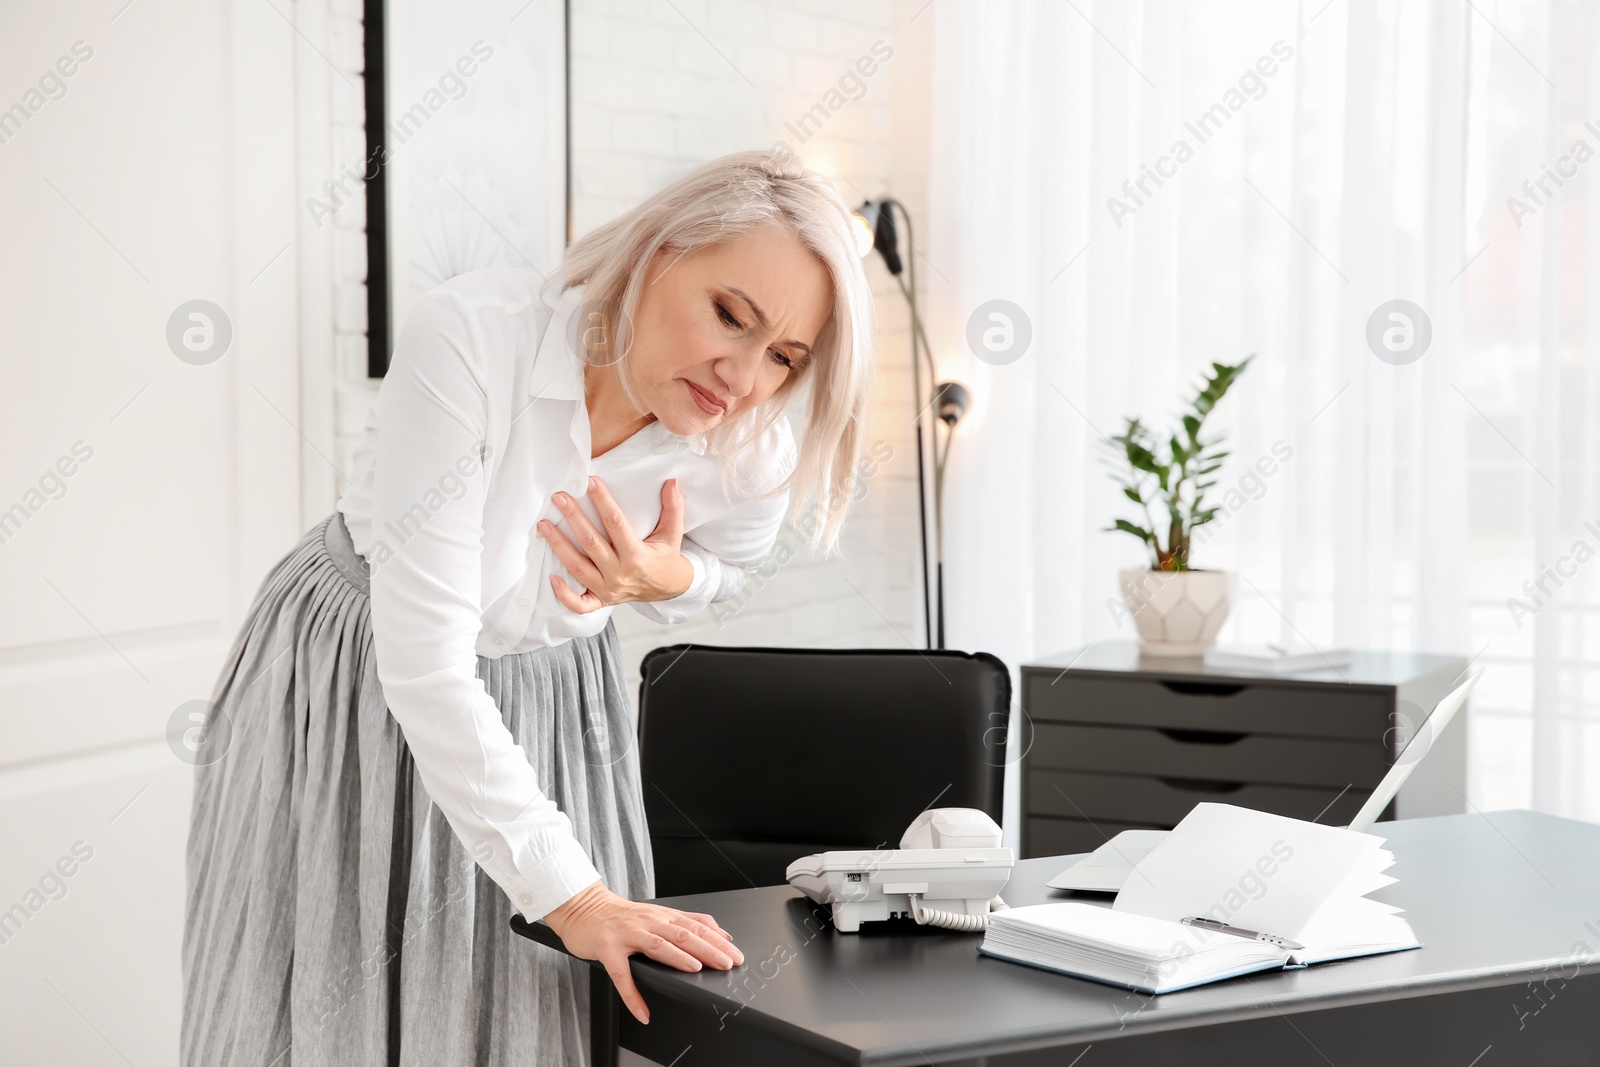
[1158, 728, 1247, 745]
[1158, 680, 1249, 697]
[1158, 777, 1245, 794]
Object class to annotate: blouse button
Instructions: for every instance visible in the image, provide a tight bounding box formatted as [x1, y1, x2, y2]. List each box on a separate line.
[517, 597, 530, 609]
[491, 636, 504, 647]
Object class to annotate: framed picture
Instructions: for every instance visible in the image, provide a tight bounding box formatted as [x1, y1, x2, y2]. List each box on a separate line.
[364, 0, 569, 375]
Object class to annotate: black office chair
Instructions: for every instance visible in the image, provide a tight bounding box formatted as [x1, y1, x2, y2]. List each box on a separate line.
[635, 644, 1011, 897]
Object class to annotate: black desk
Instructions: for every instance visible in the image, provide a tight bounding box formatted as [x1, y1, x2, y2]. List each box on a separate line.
[512, 811, 1600, 1066]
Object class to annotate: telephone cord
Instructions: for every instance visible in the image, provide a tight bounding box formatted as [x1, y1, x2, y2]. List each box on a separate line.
[910, 895, 1010, 932]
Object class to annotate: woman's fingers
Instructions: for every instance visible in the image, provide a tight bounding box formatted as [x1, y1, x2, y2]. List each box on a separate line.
[632, 926, 708, 972]
[638, 918, 736, 970]
[589, 907, 744, 1027]
[538, 520, 604, 588]
[600, 927, 722, 1026]
[586, 477, 643, 554]
[601, 952, 651, 1025]
[646, 479, 686, 547]
[668, 914, 743, 965]
[553, 491, 617, 567]
[682, 910, 734, 941]
[549, 574, 604, 614]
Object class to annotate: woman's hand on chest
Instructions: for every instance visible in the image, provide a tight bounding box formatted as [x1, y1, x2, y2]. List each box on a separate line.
[538, 476, 695, 612]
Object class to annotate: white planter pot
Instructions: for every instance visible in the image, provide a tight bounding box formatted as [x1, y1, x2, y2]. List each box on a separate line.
[1118, 568, 1234, 657]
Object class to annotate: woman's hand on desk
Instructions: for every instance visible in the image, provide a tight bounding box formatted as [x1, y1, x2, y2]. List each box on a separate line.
[539, 477, 695, 612]
[543, 879, 744, 1025]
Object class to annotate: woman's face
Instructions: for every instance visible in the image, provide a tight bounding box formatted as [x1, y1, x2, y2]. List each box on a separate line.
[624, 222, 834, 436]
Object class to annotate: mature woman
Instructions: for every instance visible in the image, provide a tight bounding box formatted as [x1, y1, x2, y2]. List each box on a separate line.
[181, 149, 874, 1065]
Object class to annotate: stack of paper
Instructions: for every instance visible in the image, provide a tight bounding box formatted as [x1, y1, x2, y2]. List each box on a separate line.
[1203, 642, 1352, 673]
[979, 803, 1418, 993]
[982, 902, 1290, 993]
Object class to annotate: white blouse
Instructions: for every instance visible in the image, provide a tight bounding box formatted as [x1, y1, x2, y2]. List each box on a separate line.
[336, 266, 796, 922]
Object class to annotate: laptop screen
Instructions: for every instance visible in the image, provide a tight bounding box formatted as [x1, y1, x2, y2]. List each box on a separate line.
[1347, 669, 1482, 832]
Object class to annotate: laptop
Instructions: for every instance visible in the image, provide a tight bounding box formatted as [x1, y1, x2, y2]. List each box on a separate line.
[1045, 667, 1483, 893]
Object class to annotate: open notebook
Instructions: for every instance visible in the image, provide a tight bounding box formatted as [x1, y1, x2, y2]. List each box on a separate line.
[979, 803, 1417, 993]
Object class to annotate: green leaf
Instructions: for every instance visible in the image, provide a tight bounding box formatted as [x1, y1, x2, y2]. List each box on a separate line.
[1130, 442, 1161, 464]
[1110, 519, 1156, 543]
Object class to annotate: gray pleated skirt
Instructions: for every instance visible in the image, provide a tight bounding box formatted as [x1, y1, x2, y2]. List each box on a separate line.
[181, 511, 654, 1067]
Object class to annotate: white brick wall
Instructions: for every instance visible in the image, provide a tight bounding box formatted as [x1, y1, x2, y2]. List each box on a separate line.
[330, 0, 931, 700]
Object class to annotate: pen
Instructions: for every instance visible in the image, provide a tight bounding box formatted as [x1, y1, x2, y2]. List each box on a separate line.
[1180, 916, 1305, 951]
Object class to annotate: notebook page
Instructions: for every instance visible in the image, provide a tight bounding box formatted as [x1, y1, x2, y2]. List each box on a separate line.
[1112, 803, 1383, 939]
[1290, 848, 1418, 963]
[989, 902, 1197, 960]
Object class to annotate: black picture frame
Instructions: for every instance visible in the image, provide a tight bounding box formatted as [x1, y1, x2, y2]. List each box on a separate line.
[362, 0, 571, 378]
[363, 0, 390, 377]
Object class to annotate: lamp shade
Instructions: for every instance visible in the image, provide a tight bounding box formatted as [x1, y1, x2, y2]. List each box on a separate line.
[935, 380, 971, 428]
[856, 200, 903, 275]
[850, 211, 876, 258]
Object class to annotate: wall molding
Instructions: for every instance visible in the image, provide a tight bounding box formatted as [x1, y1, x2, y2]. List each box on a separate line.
[0, 620, 221, 688]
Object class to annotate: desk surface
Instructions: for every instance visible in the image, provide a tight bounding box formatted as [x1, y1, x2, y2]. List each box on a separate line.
[515, 811, 1600, 1065]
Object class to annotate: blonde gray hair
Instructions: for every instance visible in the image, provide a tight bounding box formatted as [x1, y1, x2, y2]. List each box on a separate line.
[552, 148, 874, 556]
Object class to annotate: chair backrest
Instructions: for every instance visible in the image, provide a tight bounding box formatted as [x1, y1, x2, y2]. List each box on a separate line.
[636, 644, 1011, 897]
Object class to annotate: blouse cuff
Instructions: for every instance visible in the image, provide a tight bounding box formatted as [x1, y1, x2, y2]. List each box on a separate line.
[513, 833, 604, 923]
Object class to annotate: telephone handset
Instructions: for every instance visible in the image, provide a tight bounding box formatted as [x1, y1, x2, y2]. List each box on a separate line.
[785, 808, 1014, 933]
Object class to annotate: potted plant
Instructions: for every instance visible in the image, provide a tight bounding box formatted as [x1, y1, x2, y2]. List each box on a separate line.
[1103, 357, 1252, 656]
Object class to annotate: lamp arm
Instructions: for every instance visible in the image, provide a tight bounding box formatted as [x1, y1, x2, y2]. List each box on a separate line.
[933, 419, 955, 540]
[880, 199, 939, 649]
[895, 269, 952, 527]
[882, 201, 949, 517]
[882, 199, 940, 402]
[894, 274, 943, 421]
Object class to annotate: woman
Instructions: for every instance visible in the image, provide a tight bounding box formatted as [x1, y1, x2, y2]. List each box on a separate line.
[181, 149, 874, 1065]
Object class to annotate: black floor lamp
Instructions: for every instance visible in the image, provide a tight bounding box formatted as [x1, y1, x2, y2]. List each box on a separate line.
[930, 378, 969, 650]
[853, 200, 970, 650]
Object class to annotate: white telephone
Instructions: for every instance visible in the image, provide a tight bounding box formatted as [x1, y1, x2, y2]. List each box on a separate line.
[785, 808, 1014, 933]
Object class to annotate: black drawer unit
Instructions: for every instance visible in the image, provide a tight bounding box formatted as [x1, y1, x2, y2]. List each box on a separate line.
[1019, 642, 1470, 860]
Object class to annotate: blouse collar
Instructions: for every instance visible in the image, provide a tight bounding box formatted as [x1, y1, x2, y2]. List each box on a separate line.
[527, 284, 588, 403]
[531, 283, 709, 456]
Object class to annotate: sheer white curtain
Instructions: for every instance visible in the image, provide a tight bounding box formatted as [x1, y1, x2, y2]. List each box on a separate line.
[924, 0, 1599, 817]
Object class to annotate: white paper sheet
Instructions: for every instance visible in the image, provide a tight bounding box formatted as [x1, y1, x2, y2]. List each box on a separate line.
[1111, 803, 1388, 941]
